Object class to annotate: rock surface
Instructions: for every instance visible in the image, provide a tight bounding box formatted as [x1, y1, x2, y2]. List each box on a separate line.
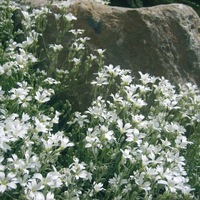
[68, 0, 200, 86]
[23, 0, 200, 86]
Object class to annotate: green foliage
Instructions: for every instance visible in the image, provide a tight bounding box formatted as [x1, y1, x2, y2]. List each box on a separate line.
[127, 0, 199, 8]
[185, 125, 200, 198]
[110, 0, 200, 15]
[127, 0, 143, 7]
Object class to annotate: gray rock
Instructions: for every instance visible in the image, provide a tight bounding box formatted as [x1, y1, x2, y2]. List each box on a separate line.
[69, 0, 200, 86]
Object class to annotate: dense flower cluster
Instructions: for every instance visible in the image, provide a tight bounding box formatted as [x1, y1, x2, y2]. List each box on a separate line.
[0, 0, 199, 199]
[70, 65, 200, 199]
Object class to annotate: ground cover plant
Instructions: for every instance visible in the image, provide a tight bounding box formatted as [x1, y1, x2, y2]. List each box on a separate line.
[0, 0, 200, 199]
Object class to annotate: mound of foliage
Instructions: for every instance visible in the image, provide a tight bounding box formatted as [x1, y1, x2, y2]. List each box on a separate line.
[0, 0, 199, 199]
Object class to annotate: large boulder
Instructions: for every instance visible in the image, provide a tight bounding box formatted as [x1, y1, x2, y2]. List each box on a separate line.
[68, 0, 200, 86]
[23, 0, 200, 86]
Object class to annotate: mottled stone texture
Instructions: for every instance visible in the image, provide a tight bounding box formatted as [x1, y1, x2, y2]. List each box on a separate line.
[68, 0, 200, 86]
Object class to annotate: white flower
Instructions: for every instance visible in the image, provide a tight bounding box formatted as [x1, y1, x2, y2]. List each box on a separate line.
[32, 7, 51, 18]
[120, 149, 132, 160]
[26, 178, 44, 195]
[96, 49, 106, 56]
[126, 128, 146, 146]
[145, 166, 158, 177]
[49, 44, 63, 52]
[91, 71, 109, 86]
[104, 64, 122, 77]
[141, 154, 149, 166]
[54, 13, 61, 20]
[93, 182, 105, 193]
[0, 86, 5, 101]
[85, 128, 102, 149]
[108, 173, 128, 186]
[121, 74, 132, 85]
[0, 172, 18, 193]
[68, 112, 89, 127]
[32, 167, 63, 190]
[104, 130, 115, 141]
[88, 54, 97, 61]
[43, 77, 61, 85]
[134, 171, 151, 192]
[25, 151, 41, 172]
[165, 122, 186, 134]
[9, 119, 29, 139]
[85, 135, 101, 148]
[72, 42, 85, 51]
[46, 192, 55, 200]
[117, 119, 133, 134]
[35, 87, 54, 103]
[100, 125, 115, 142]
[46, 172, 62, 188]
[64, 13, 77, 21]
[21, 30, 40, 48]
[7, 154, 27, 174]
[0, 127, 11, 152]
[138, 85, 151, 94]
[0, 61, 15, 76]
[70, 157, 90, 180]
[161, 138, 171, 148]
[69, 29, 84, 36]
[21, 10, 31, 27]
[0, 157, 5, 171]
[26, 190, 45, 200]
[0, 65, 4, 75]
[133, 98, 147, 108]
[72, 57, 81, 65]
[175, 134, 191, 149]
[12, 48, 37, 69]
[42, 139, 53, 152]
[159, 97, 180, 110]
[111, 93, 124, 104]
[9, 87, 28, 100]
[86, 97, 107, 122]
[48, 131, 62, 146]
[78, 37, 90, 43]
[51, 111, 61, 124]
[56, 68, 69, 75]
[139, 71, 157, 84]
[34, 118, 48, 133]
[60, 137, 74, 150]
[131, 114, 145, 125]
